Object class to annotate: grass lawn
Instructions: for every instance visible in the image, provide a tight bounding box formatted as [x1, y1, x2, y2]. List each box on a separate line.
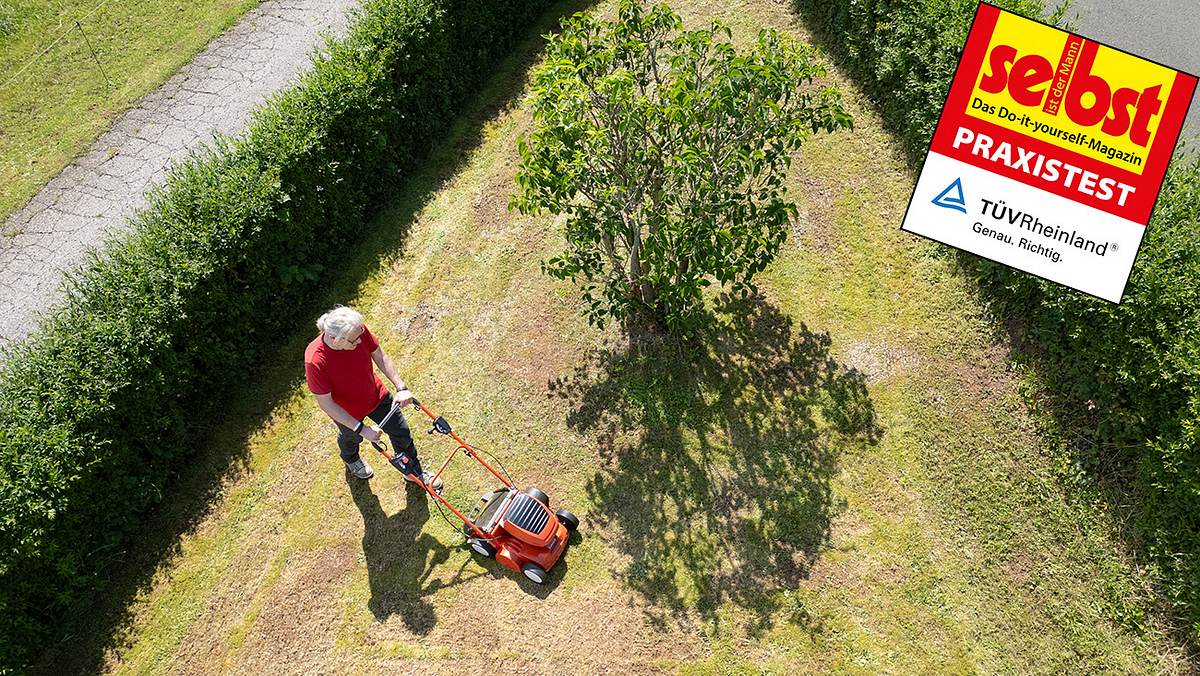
[50, 0, 1192, 672]
[0, 0, 260, 225]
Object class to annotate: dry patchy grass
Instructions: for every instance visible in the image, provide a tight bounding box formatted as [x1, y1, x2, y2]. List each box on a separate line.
[68, 0, 1194, 673]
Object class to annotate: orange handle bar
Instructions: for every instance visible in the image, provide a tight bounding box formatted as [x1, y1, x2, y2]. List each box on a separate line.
[410, 398, 512, 489]
[364, 395, 514, 538]
[367, 438, 489, 538]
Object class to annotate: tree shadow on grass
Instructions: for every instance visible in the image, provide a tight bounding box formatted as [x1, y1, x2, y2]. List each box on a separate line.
[552, 294, 881, 636]
[788, 1, 1200, 654]
[32, 1, 595, 672]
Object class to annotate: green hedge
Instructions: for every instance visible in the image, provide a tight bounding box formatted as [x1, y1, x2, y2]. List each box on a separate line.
[793, 0, 1200, 642]
[793, 0, 1053, 162]
[970, 160, 1200, 640]
[0, 0, 551, 669]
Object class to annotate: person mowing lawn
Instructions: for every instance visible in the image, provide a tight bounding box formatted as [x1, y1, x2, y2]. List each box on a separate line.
[304, 305, 443, 492]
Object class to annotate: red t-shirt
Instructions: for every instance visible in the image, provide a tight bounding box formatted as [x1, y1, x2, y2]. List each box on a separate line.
[304, 325, 389, 420]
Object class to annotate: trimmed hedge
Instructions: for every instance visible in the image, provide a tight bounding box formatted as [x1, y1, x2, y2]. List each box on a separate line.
[794, 0, 1054, 162]
[0, 0, 551, 669]
[794, 0, 1200, 641]
[972, 160, 1200, 640]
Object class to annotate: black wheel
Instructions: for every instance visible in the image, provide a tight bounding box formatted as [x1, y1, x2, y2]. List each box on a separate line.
[522, 486, 550, 507]
[555, 508, 579, 532]
[521, 562, 548, 584]
[468, 538, 496, 558]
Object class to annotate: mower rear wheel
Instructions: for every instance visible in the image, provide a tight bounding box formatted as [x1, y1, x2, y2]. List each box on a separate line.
[555, 508, 579, 532]
[523, 486, 550, 507]
[468, 538, 496, 558]
[521, 562, 548, 584]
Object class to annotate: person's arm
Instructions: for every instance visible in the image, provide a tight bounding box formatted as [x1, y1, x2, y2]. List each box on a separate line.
[314, 393, 381, 441]
[371, 346, 412, 404]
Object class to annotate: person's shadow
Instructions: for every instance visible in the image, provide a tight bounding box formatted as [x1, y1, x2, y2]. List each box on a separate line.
[348, 473, 456, 635]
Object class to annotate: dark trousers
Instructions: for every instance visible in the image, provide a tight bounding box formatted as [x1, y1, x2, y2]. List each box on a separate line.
[336, 393, 423, 476]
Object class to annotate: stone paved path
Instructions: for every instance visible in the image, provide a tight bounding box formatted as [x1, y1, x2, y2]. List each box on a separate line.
[0, 0, 360, 346]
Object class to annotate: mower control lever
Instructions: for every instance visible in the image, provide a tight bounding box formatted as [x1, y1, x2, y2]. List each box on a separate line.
[427, 415, 452, 435]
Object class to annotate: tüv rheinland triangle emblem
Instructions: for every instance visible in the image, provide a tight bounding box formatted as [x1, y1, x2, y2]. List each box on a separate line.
[932, 178, 967, 213]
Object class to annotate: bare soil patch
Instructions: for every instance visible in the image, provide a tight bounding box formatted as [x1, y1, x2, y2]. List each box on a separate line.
[843, 339, 919, 383]
[231, 545, 356, 673]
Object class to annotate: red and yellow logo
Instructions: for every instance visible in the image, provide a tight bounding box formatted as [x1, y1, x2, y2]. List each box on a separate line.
[930, 3, 1196, 224]
[970, 11, 1178, 172]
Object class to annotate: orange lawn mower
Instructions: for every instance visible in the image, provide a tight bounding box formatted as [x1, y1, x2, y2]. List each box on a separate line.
[366, 395, 580, 585]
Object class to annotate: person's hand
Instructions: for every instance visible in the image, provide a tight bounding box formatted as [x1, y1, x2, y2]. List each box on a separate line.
[362, 425, 382, 442]
[394, 389, 413, 407]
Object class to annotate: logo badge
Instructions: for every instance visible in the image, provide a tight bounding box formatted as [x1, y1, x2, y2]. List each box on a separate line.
[932, 178, 967, 213]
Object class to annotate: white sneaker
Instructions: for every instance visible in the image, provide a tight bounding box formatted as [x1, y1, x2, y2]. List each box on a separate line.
[407, 470, 444, 494]
[345, 458, 374, 480]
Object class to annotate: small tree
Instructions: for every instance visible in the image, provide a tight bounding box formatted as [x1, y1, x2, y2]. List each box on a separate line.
[512, 1, 851, 334]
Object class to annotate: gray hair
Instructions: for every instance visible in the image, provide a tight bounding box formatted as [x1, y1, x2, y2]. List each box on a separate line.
[316, 305, 364, 340]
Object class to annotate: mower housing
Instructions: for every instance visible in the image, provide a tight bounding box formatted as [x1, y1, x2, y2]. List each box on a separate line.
[469, 487, 570, 575]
